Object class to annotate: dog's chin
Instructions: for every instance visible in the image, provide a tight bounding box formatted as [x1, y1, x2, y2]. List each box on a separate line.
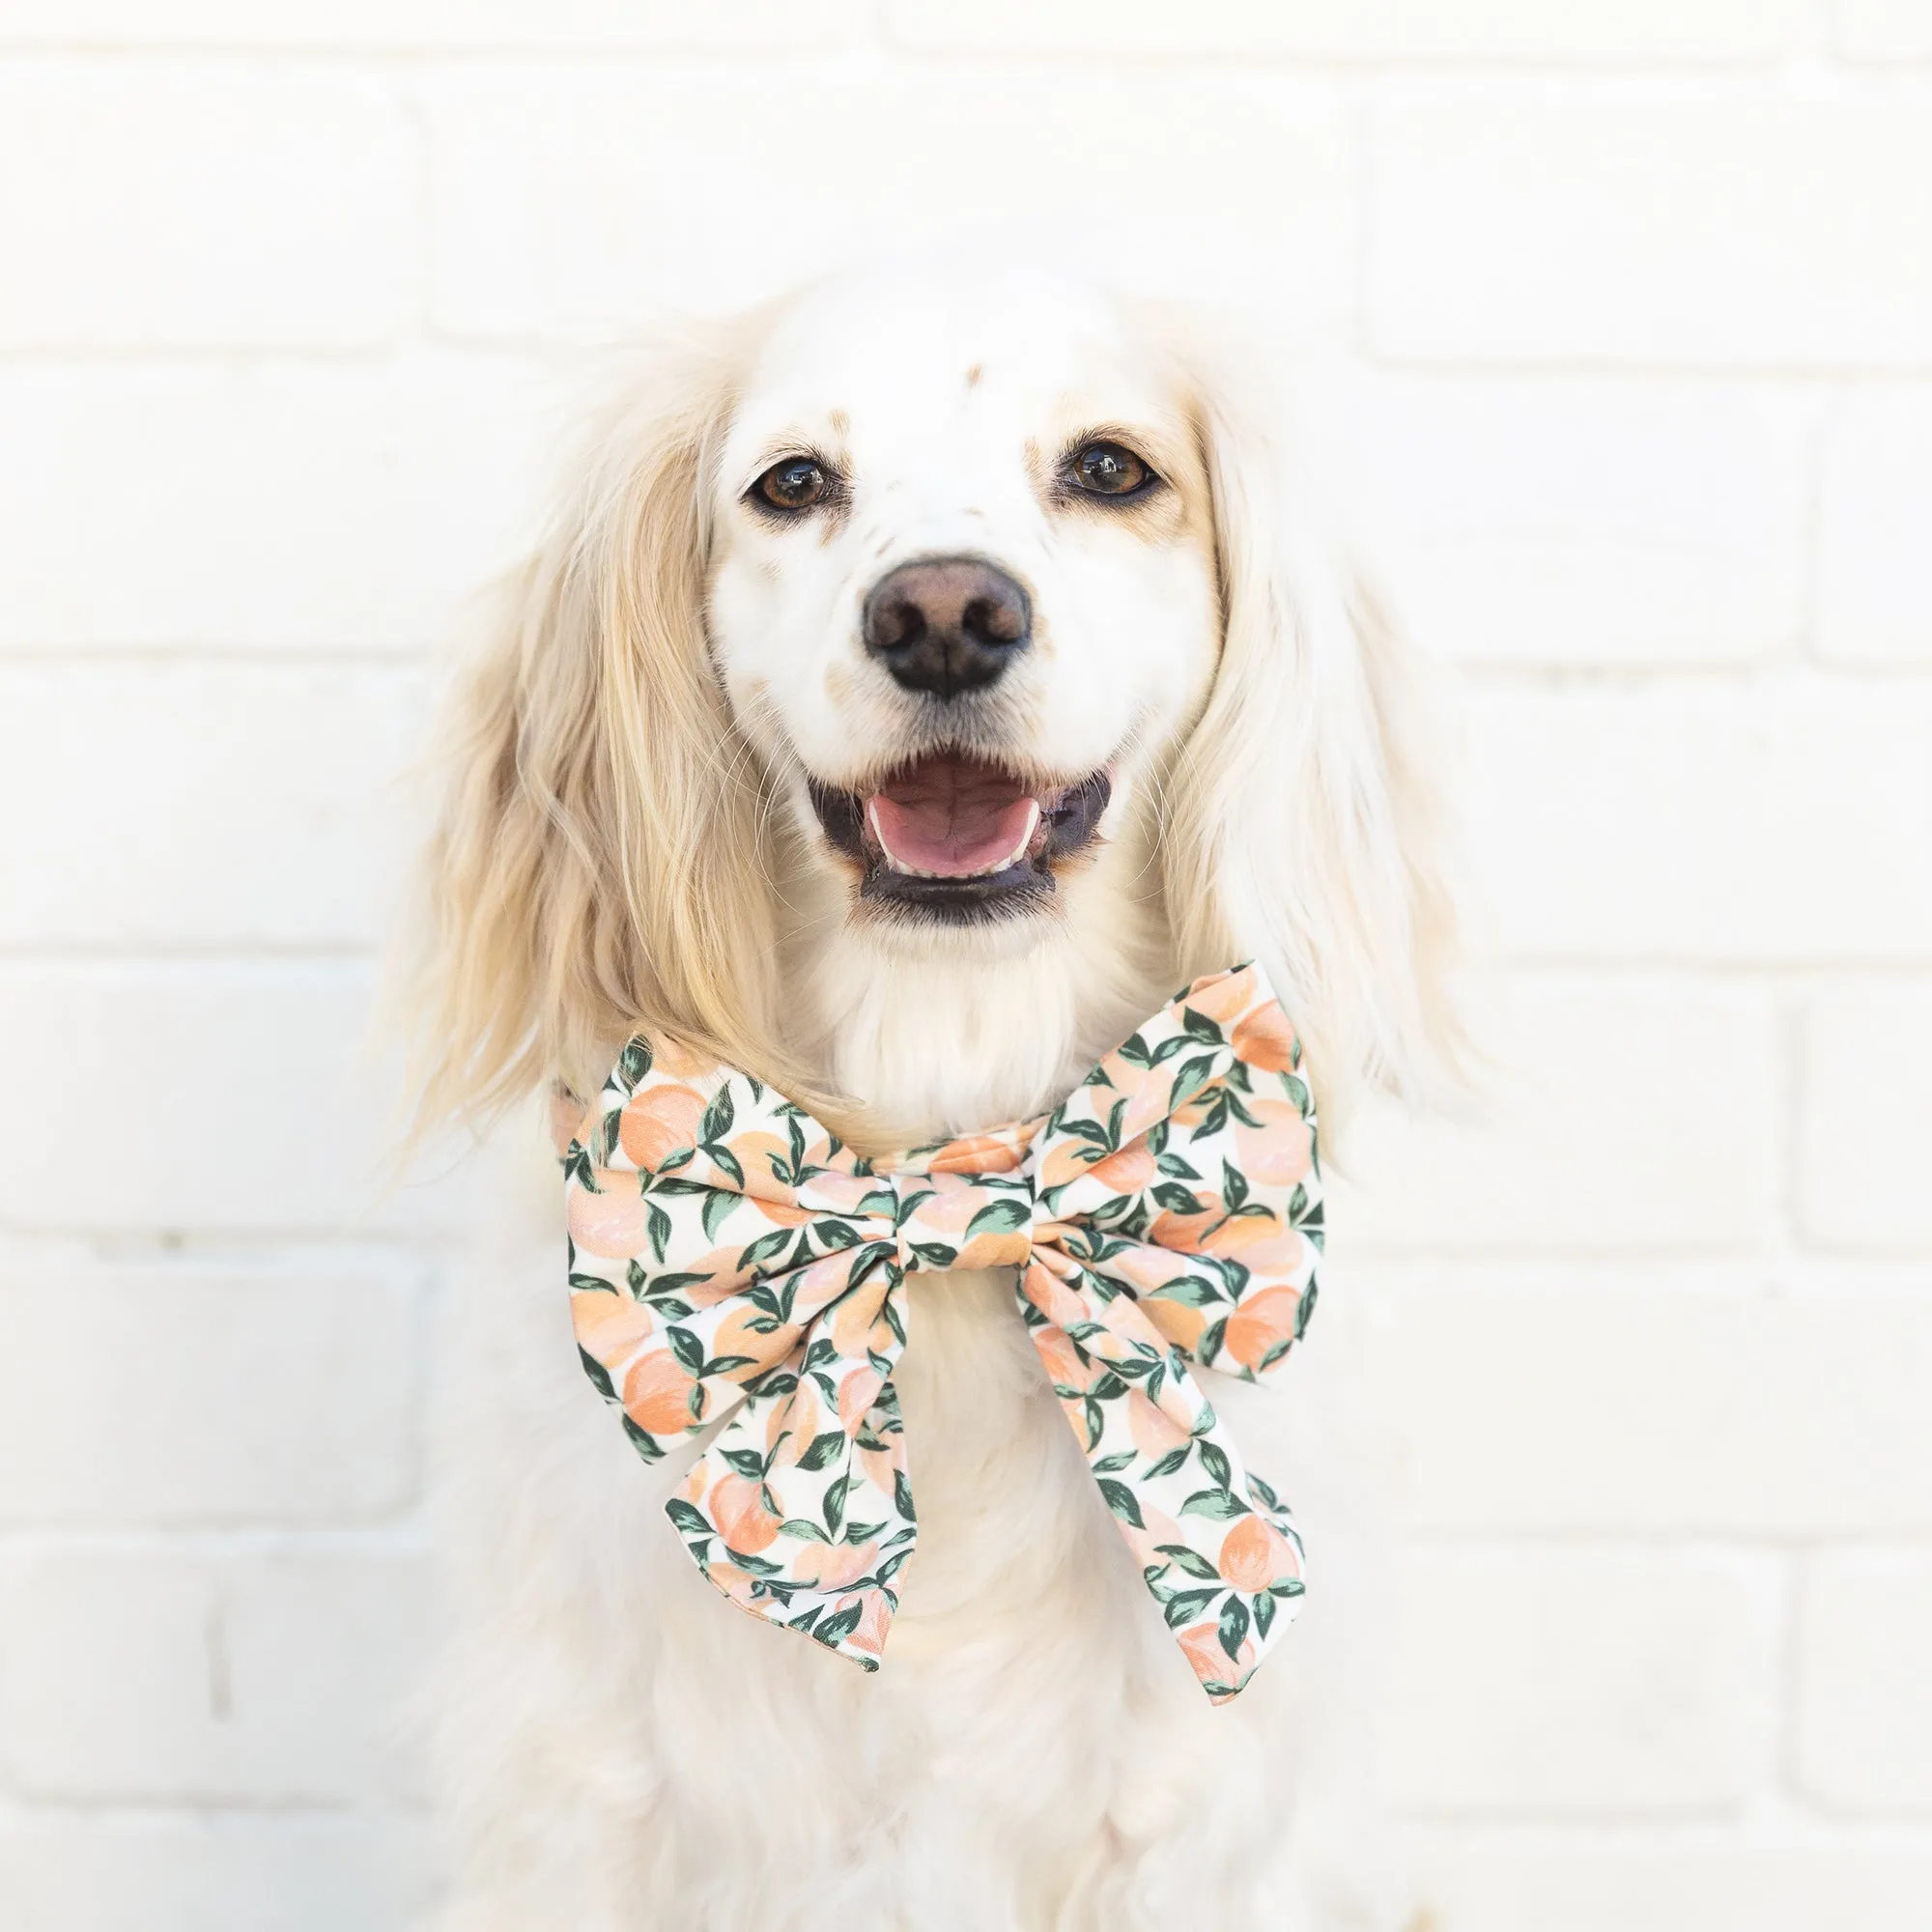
[807, 753, 1113, 929]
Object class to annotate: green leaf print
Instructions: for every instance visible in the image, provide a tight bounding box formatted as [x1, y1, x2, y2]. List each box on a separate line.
[1218, 1593, 1250, 1662]
[1155, 1545, 1223, 1581]
[1179, 1488, 1251, 1521]
[814, 1603, 865, 1647]
[1096, 1478, 1145, 1528]
[963, 1196, 1031, 1239]
[576, 1347, 615, 1402]
[794, 1431, 847, 1472]
[699, 1190, 736, 1244]
[665, 1498, 711, 1539]
[1162, 1588, 1220, 1630]
[699, 1088, 735, 1146]
[822, 1472, 849, 1534]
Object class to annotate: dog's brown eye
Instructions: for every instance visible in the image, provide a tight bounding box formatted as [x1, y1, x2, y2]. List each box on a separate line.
[755, 458, 828, 511]
[1070, 441, 1153, 498]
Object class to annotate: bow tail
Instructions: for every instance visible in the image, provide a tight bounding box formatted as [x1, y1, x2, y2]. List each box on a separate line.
[1014, 1254, 1307, 1703]
[665, 1261, 919, 1671]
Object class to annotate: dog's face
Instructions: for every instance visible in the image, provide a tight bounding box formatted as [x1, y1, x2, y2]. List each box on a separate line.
[707, 269, 1222, 940]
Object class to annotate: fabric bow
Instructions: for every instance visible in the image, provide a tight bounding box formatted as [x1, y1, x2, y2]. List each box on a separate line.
[562, 963, 1322, 1702]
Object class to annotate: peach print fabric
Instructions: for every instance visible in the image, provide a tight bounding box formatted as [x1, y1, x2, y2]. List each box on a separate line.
[562, 965, 1323, 1701]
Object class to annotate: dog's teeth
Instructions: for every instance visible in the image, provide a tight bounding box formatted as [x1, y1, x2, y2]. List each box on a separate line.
[994, 801, 1041, 871]
[866, 799, 913, 874]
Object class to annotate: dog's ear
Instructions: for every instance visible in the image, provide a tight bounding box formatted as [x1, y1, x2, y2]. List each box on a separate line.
[1162, 343, 1465, 1132]
[408, 326, 788, 1132]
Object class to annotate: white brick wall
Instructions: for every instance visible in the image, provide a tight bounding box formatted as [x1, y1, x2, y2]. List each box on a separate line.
[1, 5, 1925, 1926]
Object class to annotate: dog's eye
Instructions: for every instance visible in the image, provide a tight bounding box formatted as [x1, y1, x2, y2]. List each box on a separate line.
[1069, 441, 1154, 498]
[754, 458, 828, 512]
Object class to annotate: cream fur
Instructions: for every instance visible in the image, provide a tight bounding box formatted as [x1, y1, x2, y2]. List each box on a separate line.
[411, 262, 1457, 1932]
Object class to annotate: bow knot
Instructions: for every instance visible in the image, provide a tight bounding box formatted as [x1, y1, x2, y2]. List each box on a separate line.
[562, 964, 1322, 1703]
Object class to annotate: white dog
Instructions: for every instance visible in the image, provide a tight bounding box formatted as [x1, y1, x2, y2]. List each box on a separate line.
[410, 261, 1459, 1932]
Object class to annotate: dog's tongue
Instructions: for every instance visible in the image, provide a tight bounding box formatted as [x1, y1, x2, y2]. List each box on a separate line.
[867, 757, 1041, 878]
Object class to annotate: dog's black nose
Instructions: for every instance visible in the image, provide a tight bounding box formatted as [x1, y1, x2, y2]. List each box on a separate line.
[862, 557, 1031, 699]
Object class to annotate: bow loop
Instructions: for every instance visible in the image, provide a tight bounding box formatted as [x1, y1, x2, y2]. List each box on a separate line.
[563, 963, 1323, 1702]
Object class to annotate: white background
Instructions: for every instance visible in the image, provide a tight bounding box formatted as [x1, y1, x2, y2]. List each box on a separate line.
[2, 3, 1930, 1927]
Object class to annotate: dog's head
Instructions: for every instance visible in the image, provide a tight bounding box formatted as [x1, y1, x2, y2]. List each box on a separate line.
[708, 267, 1217, 938]
[414, 264, 1456, 1129]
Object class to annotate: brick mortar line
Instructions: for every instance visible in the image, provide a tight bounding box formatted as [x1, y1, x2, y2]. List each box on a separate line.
[0, 648, 442, 668]
[1385, 1533, 1932, 1554]
[1453, 662, 1932, 688]
[0, 1525, 431, 1556]
[0, 44, 1889, 78]
[0, 1791, 431, 1820]
[0, 1795, 427, 1821]
[1399, 1817, 1932, 1848]
[1403, 1815, 1932, 1843]
[0, 1226, 464, 1255]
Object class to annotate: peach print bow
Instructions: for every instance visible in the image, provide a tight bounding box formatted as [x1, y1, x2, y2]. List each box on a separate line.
[562, 964, 1322, 1702]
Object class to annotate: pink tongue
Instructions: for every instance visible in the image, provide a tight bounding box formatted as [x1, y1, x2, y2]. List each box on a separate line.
[868, 780, 1037, 876]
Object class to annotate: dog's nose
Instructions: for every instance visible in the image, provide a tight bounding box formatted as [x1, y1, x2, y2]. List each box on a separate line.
[862, 557, 1032, 699]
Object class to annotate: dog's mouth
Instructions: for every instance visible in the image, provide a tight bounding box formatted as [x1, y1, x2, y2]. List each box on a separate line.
[807, 753, 1113, 920]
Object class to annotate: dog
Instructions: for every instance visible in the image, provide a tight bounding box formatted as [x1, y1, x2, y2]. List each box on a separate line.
[409, 259, 1459, 1931]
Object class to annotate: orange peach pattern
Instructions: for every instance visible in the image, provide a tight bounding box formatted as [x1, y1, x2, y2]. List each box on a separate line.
[561, 964, 1321, 1701]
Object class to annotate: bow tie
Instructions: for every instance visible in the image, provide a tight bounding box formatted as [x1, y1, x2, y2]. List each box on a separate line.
[561, 963, 1322, 1702]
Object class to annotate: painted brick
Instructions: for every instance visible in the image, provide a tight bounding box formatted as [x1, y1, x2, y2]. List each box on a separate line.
[0, 1814, 428, 1932]
[1359, 1267, 1932, 1534]
[427, 69, 1352, 345]
[0, 0, 860, 46]
[1328, 975, 1778, 1254]
[1840, 0, 1932, 59]
[0, 59, 413, 349]
[1411, 1833, 1932, 1932]
[0, 963, 414, 1235]
[1460, 677, 1932, 963]
[1389, 1548, 1761, 1811]
[0, 1263, 420, 1524]
[1795, 1550, 1932, 1812]
[0, 1545, 430, 1802]
[1369, 96, 1932, 368]
[0, 354, 555, 650]
[887, 0, 1805, 61]
[0, 663, 427, 947]
[1345, 374, 1808, 666]
[1819, 386, 1932, 663]
[1797, 983, 1932, 1251]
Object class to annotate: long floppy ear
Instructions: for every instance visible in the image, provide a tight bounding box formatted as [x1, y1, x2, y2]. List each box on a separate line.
[1162, 342, 1465, 1132]
[406, 318, 796, 1135]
